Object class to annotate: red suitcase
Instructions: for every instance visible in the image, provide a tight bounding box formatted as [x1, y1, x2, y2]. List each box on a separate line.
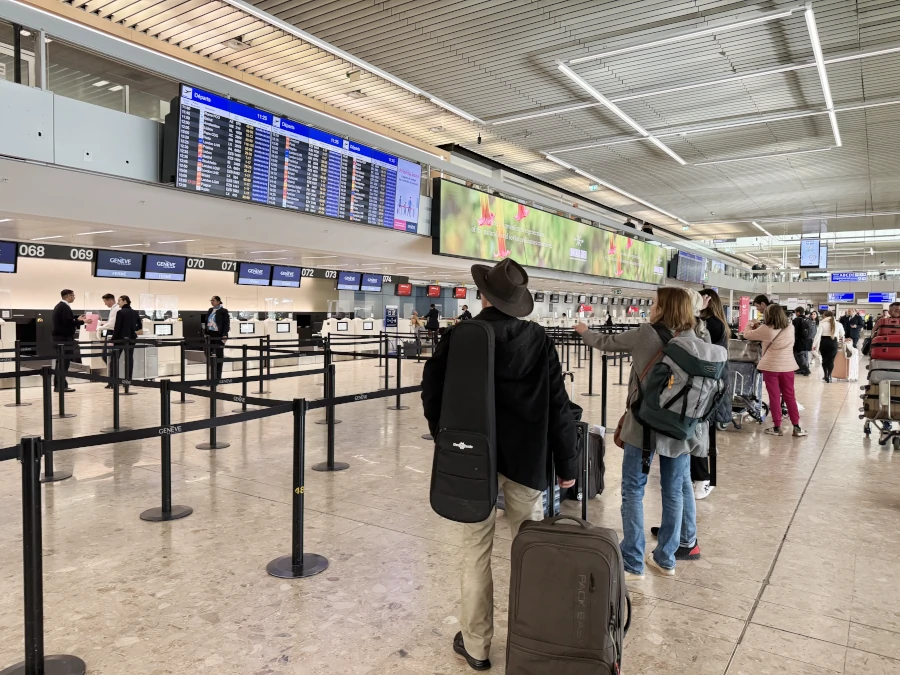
[872, 335, 900, 348]
[876, 317, 900, 330]
[870, 345, 900, 361]
[876, 327, 900, 336]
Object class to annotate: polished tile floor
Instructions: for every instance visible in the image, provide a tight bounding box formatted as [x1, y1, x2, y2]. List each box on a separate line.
[0, 352, 897, 674]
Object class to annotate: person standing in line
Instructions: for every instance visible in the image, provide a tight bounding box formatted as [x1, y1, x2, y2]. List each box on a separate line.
[205, 296, 230, 381]
[457, 305, 472, 322]
[848, 310, 864, 347]
[839, 309, 852, 339]
[421, 258, 577, 671]
[111, 295, 140, 385]
[98, 293, 120, 388]
[51, 289, 86, 393]
[424, 303, 440, 338]
[744, 305, 808, 437]
[792, 307, 814, 377]
[813, 310, 845, 383]
[575, 288, 705, 578]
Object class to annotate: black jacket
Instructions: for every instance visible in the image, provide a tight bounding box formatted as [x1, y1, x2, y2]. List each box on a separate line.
[112, 304, 141, 342]
[792, 316, 814, 352]
[848, 314, 864, 338]
[839, 315, 851, 335]
[204, 306, 230, 337]
[457, 310, 472, 321]
[424, 307, 440, 331]
[421, 306, 578, 490]
[51, 300, 82, 340]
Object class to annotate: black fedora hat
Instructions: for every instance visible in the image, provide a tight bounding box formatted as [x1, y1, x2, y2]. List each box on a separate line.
[471, 258, 534, 318]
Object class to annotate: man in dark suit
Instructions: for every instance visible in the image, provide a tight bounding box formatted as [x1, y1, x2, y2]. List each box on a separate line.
[51, 289, 86, 392]
[111, 295, 141, 388]
[204, 296, 230, 381]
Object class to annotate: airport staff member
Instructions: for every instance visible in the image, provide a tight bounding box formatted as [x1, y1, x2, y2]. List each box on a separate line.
[457, 305, 472, 322]
[205, 296, 230, 381]
[111, 295, 140, 386]
[51, 289, 86, 392]
[99, 293, 120, 385]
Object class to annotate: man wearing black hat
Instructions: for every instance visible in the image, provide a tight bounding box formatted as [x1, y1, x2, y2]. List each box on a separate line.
[422, 257, 578, 671]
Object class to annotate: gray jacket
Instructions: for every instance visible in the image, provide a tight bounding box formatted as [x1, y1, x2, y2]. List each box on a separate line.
[581, 323, 709, 459]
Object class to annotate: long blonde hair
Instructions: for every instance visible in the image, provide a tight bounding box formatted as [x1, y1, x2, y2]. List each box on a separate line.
[822, 310, 839, 336]
[654, 288, 695, 332]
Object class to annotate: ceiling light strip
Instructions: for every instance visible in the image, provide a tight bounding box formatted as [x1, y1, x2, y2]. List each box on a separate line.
[804, 3, 841, 147]
[692, 146, 834, 166]
[557, 62, 687, 165]
[568, 6, 801, 64]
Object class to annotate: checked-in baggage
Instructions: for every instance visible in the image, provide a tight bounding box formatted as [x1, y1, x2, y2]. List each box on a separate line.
[869, 345, 900, 361]
[868, 359, 900, 384]
[871, 335, 900, 348]
[429, 321, 498, 523]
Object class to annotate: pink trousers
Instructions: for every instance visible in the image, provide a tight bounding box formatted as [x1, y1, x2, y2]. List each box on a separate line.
[762, 370, 800, 428]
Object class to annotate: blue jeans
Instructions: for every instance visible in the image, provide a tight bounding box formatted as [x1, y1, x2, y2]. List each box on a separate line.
[620, 444, 695, 573]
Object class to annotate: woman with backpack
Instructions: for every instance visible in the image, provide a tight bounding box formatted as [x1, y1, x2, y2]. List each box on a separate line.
[744, 305, 808, 437]
[575, 288, 723, 578]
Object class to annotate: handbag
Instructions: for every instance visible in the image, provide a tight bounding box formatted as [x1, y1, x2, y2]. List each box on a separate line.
[613, 337, 668, 449]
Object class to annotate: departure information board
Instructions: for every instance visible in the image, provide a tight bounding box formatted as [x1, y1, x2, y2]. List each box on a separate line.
[169, 85, 421, 233]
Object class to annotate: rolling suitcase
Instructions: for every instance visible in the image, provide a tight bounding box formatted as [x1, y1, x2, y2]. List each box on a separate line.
[506, 419, 630, 675]
[872, 335, 900, 348]
[832, 350, 851, 381]
[868, 359, 900, 384]
[429, 321, 498, 523]
[860, 382, 900, 419]
[870, 345, 900, 361]
[568, 424, 605, 502]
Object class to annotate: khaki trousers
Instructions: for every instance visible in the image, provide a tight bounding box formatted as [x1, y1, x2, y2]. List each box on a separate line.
[460, 474, 543, 661]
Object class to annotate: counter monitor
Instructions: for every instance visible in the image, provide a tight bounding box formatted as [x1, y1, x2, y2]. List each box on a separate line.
[276, 322, 291, 333]
[454, 287, 467, 299]
[236, 262, 272, 286]
[144, 254, 186, 282]
[395, 283, 412, 296]
[564, 294, 573, 303]
[336, 321, 349, 332]
[534, 292, 545, 302]
[360, 274, 383, 292]
[94, 250, 144, 279]
[578, 295, 586, 303]
[427, 285, 441, 298]
[153, 323, 174, 336]
[363, 320, 374, 331]
[549, 294, 560, 303]
[239, 323, 256, 334]
[601, 297, 609, 304]
[589, 296, 598, 304]
[336, 271, 361, 291]
[0, 241, 17, 274]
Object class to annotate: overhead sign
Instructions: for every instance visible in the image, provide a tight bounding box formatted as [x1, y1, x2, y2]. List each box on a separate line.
[868, 292, 896, 304]
[827, 292, 854, 302]
[831, 272, 867, 282]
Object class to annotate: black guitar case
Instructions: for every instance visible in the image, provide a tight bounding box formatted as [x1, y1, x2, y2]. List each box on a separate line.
[429, 320, 497, 523]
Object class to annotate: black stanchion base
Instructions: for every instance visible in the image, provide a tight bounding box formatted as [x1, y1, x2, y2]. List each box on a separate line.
[140, 505, 193, 522]
[267, 553, 329, 579]
[40, 470, 72, 483]
[120, 391, 138, 396]
[100, 425, 131, 433]
[387, 405, 410, 411]
[173, 400, 195, 404]
[196, 442, 231, 450]
[52, 413, 77, 419]
[3, 402, 31, 407]
[254, 390, 271, 395]
[581, 393, 602, 397]
[315, 419, 342, 425]
[0, 654, 86, 675]
[312, 461, 350, 472]
[231, 406, 261, 413]
[421, 433, 434, 441]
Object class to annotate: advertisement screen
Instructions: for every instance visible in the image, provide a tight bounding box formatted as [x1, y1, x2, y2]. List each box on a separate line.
[236, 262, 272, 286]
[427, 285, 441, 298]
[800, 239, 821, 268]
[272, 265, 302, 288]
[0, 241, 17, 273]
[433, 180, 666, 283]
[454, 287, 467, 299]
[144, 254, 186, 281]
[395, 283, 412, 296]
[94, 250, 144, 279]
[336, 271, 361, 291]
[360, 274, 383, 292]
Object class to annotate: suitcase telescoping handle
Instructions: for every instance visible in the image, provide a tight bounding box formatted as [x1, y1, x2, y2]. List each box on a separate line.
[547, 515, 588, 529]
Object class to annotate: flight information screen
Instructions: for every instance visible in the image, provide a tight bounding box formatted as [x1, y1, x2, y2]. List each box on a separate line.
[170, 85, 421, 233]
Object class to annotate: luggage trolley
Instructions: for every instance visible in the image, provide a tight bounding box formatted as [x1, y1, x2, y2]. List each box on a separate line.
[860, 379, 900, 449]
[728, 338, 769, 428]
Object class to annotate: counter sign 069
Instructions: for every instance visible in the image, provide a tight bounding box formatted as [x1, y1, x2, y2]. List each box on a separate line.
[17, 244, 95, 261]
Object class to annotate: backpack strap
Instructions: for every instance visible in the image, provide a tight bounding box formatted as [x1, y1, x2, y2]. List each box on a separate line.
[639, 325, 677, 474]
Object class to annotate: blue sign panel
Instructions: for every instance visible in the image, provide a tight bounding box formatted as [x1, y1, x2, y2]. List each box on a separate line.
[831, 272, 867, 282]
[0, 241, 17, 274]
[94, 250, 144, 279]
[144, 254, 186, 281]
[384, 305, 398, 328]
[271, 265, 302, 288]
[868, 292, 896, 304]
[827, 292, 854, 302]
[236, 262, 271, 286]
[336, 271, 361, 291]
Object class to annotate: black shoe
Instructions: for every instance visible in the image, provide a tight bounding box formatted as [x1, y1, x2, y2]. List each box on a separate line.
[794, 369, 803, 375]
[453, 632, 491, 671]
[675, 542, 701, 560]
[54, 388, 75, 393]
[651, 526, 660, 537]
[104, 385, 113, 389]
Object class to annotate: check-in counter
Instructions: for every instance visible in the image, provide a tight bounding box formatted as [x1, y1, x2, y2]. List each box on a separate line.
[0, 322, 15, 374]
[144, 320, 182, 376]
[225, 320, 265, 373]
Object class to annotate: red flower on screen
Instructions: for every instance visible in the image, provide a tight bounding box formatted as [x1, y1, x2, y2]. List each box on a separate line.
[478, 200, 495, 227]
[514, 204, 529, 221]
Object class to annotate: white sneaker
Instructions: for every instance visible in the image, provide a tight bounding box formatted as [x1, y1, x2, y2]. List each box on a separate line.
[645, 553, 675, 576]
[693, 480, 714, 500]
[624, 570, 645, 581]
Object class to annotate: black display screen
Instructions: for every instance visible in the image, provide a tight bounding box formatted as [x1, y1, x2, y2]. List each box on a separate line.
[0, 241, 16, 273]
[271, 265, 302, 288]
[94, 250, 144, 279]
[360, 273, 383, 292]
[144, 254, 187, 281]
[236, 262, 272, 286]
[337, 271, 361, 291]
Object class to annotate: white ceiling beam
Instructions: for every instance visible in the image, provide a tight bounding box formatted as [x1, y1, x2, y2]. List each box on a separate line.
[803, 2, 841, 147]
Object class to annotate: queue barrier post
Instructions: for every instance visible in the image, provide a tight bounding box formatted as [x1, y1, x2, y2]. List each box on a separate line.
[39, 367, 70, 484]
[615, 353, 626, 386]
[577, 339, 583, 369]
[376, 331, 384, 368]
[233, 344, 253, 413]
[266, 335, 272, 379]
[1, 436, 87, 675]
[256, 337, 269, 394]
[174, 340, 193, 405]
[315, 353, 342, 425]
[119, 341, 137, 396]
[141, 380, 193, 522]
[313, 364, 349, 472]
[267, 399, 329, 579]
[100, 350, 130, 433]
[601, 355, 609, 429]
[582, 346, 600, 397]
[387, 346, 408, 411]
[196, 371, 230, 450]
[53, 344, 75, 420]
[5, 341, 31, 408]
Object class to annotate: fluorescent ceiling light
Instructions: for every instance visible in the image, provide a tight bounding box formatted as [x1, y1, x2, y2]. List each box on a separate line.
[569, 164, 689, 224]
[75, 230, 114, 235]
[249, 249, 287, 253]
[254, 257, 289, 261]
[0, 218, 12, 223]
[109, 243, 147, 248]
[568, 6, 800, 64]
[693, 146, 834, 166]
[489, 102, 598, 125]
[108, 85, 123, 92]
[31, 235, 63, 240]
[804, 3, 841, 147]
[545, 154, 576, 170]
[157, 239, 195, 244]
[557, 62, 686, 164]
[752, 222, 774, 238]
[92, 80, 110, 87]
[429, 97, 481, 123]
